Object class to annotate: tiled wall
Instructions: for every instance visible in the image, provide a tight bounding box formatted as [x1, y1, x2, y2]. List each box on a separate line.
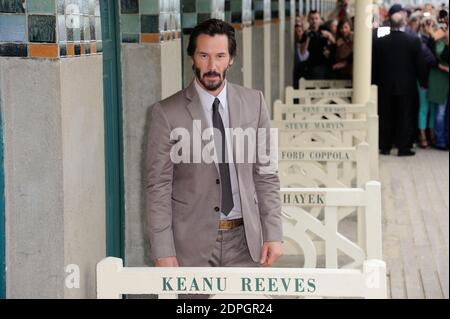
[119, 0, 181, 43]
[212, 0, 225, 21]
[271, 0, 279, 20]
[181, 0, 223, 33]
[0, 0, 102, 58]
[254, 0, 271, 22]
[285, 0, 292, 18]
[181, 0, 255, 34]
[241, 0, 253, 26]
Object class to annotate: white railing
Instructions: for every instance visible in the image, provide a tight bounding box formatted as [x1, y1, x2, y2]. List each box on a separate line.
[286, 87, 353, 105]
[280, 181, 383, 269]
[97, 257, 387, 299]
[299, 78, 352, 90]
[284, 85, 378, 105]
[273, 118, 379, 180]
[97, 182, 385, 299]
[278, 143, 370, 188]
[273, 100, 377, 121]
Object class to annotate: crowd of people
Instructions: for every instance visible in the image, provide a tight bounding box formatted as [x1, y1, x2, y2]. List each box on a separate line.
[292, 2, 449, 156]
[293, 10, 354, 83]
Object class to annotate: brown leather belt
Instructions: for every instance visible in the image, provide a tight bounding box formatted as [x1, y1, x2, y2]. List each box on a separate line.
[218, 218, 244, 230]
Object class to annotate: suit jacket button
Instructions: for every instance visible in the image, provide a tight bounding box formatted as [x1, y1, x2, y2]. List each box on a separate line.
[216, 179, 220, 184]
[214, 206, 220, 212]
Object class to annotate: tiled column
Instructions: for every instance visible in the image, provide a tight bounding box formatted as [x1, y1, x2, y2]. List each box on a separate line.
[270, 0, 279, 110]
[285, 0, 295, 89]
[251, 0, 271, 116]
[241, 0, 253, 88]
[0, 0, 105, 298]
[0, 0, 103, 59]
[252, 0, 266, 106]
[119, 0, 183, 268]
[226, 0, 254, 87]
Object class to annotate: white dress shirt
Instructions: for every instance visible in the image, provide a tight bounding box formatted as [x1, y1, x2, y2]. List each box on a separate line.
[194, 78, 242, 220]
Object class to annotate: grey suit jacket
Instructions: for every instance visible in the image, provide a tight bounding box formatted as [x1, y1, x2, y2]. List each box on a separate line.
[145, 80, 282, 266]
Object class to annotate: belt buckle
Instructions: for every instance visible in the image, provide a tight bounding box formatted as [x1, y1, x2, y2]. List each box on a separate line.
[219, 218, 242, 231]
[219, 220, 231, 230]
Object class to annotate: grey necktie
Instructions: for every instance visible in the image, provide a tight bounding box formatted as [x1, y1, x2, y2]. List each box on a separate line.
[212, 98, 234, 216]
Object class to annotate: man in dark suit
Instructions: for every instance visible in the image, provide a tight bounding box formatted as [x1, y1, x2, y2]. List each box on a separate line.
[300, 10, 334, 80]
[372, 4, 427, 156]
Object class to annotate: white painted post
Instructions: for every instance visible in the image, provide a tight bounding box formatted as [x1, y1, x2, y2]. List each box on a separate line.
[356, 143, 370, 251]
[96, 257, 123, 299]
[264, 22, 272, 116]
[352, 0, 373, 104]
[365, 181, 383, 260]
[370, 85, 378, 107]
[363, 259, 387, 299]
[367, 115, 379, 180]
[243, 27, 253, 88]
[325, 207, 338, 268]
[367, 100, 377, 117]
[279, 0, 286, 102]
[356, 143, 370, 188]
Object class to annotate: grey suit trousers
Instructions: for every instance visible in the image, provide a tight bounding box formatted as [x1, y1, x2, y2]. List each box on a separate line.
[179, 225, 259, 299]
[208, 225, 260, 267]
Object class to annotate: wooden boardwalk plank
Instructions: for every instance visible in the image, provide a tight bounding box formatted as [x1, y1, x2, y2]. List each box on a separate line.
[380, 149, 449, 299]
[397, 156, 443, 298]
[411, 150, 449, 299]
[388, 160, 424, 298]
[380, 159, 407, 299]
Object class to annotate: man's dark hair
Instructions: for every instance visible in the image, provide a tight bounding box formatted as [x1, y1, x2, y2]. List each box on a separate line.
[308, 10, 319, 17]
[187, 19, 237, 58]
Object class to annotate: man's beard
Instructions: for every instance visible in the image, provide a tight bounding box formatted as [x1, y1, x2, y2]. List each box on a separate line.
[194, 65, 228, 91]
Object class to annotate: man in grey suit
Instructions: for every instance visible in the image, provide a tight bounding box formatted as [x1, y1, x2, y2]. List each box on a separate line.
[145, 19, 283, 270]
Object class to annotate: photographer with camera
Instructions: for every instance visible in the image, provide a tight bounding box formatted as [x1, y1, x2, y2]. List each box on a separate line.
[299, 10, 335, 79]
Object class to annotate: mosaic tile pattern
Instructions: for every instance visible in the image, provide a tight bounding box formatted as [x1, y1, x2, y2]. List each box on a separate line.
[264, 0, 271, 21]
[211, 0, 224, 21]
[0, 0, 102, 59]
[181, 0, 256, 33]
[271, 0, 279, 20]
[181, 0, 225, 34]
[119, 0, 181, 43]
[0, 0, 25, 13]
[242, 0, 253, 25]
[254, 0, 264, 21]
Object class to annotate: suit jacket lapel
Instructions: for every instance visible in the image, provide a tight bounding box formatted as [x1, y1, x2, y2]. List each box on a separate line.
[185, 79, 209, 146]
[227, 82, 242, 166]
[184, 79, 219, 172]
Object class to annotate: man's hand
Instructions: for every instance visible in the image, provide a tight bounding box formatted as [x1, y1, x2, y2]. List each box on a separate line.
[259, 241, 283, 267]
[321, 30, 336, 44]
[438, 63, 449, 73]
[300, 36, 310, 55]
[154, 256, 179, 267]
[333, 61, 348, 70]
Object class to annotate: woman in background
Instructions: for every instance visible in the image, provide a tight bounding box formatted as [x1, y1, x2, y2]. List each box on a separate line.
[293, 18, 309, 89]
[417, 15, 438, 148]
[427, 14, 449, 150]
[332, 19, 353, 79]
